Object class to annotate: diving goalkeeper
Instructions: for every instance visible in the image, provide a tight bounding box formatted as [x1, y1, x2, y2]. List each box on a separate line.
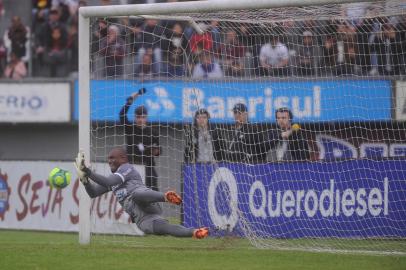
[74, 147, 209, 239]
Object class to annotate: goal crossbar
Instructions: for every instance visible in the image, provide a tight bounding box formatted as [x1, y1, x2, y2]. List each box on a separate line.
[78, 0, 373, 18]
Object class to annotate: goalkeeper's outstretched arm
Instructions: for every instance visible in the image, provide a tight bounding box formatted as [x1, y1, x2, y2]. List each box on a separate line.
[82, 180, 109, 198]
[74, 149, 120, 198]
[88, 171, 122, 188]
[80, 170, 123, 198]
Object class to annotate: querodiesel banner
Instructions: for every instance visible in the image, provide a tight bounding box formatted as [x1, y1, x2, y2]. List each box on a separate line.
[183, 160, 406, 238]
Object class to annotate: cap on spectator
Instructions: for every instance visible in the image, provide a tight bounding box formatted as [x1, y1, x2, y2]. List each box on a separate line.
[303, 30, 313, 37]
[135, 105, 148, 116]
[232, 103, 247, 113]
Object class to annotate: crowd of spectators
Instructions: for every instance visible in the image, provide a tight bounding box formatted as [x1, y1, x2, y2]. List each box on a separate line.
[0, 0, 405, 79]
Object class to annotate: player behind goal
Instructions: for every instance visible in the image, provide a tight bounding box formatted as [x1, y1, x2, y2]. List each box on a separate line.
[74, 147, 209, 239]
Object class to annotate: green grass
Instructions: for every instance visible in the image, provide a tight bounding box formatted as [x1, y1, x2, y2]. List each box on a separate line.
[0, 230, 406, 270]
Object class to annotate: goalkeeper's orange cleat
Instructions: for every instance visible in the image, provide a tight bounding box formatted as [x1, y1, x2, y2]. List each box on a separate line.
[165, 191, 182, 205]
[193, 227, 209, 239]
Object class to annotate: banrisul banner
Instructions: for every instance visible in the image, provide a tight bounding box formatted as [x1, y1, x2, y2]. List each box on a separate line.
[183, 160, 406, 238]
[75, 80, 391, 123]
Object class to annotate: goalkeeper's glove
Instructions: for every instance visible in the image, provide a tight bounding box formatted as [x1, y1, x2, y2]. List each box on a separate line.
[74, 149, 92, 185]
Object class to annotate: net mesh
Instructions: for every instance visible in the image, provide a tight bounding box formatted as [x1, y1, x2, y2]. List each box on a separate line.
[86, 0, 406, 254]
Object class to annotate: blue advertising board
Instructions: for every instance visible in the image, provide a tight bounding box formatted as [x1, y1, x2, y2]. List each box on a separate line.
[183, 160, 406, 238]
[74, 80, 391, 123]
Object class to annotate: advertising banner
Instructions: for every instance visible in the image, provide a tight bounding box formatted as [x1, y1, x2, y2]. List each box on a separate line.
[0, 83, 70, 123]
[75, 80, 391, 123]
[183, 160, 406, 238]
[396, 81, 406, 121]
[0, 161, 144, 234]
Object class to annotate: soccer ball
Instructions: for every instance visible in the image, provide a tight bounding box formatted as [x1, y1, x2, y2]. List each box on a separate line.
[48, 167, 71, 189]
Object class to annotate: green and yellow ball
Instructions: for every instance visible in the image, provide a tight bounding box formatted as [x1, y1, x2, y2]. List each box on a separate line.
[48, 167, 71, 189]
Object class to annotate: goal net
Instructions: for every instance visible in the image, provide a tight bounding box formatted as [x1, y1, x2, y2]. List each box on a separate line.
[78, 0, 406, 254]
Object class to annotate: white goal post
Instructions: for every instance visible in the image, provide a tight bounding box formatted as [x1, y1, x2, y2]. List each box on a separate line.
[77, 0, 406, 254]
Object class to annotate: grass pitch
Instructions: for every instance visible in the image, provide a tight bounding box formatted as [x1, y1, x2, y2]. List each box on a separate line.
[0, 230, 405, 270]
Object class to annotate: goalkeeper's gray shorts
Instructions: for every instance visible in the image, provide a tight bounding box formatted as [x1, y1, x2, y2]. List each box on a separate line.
[138, 215, 166, 234]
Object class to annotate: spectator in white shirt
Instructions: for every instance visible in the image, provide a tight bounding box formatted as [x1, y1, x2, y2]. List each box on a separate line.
[259, 34, 289, 76]
[192, 51, 223, 79]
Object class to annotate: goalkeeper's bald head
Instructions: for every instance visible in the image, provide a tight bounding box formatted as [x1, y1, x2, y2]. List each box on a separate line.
[108, 147, 129, 172]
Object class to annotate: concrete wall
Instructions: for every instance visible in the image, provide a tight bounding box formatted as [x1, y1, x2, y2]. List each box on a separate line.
[0, 123, 78, 161]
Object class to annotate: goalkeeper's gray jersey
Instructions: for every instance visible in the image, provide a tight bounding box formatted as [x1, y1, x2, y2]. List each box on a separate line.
[112, 163, 162, 226]
[111, 163, 144, 202]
